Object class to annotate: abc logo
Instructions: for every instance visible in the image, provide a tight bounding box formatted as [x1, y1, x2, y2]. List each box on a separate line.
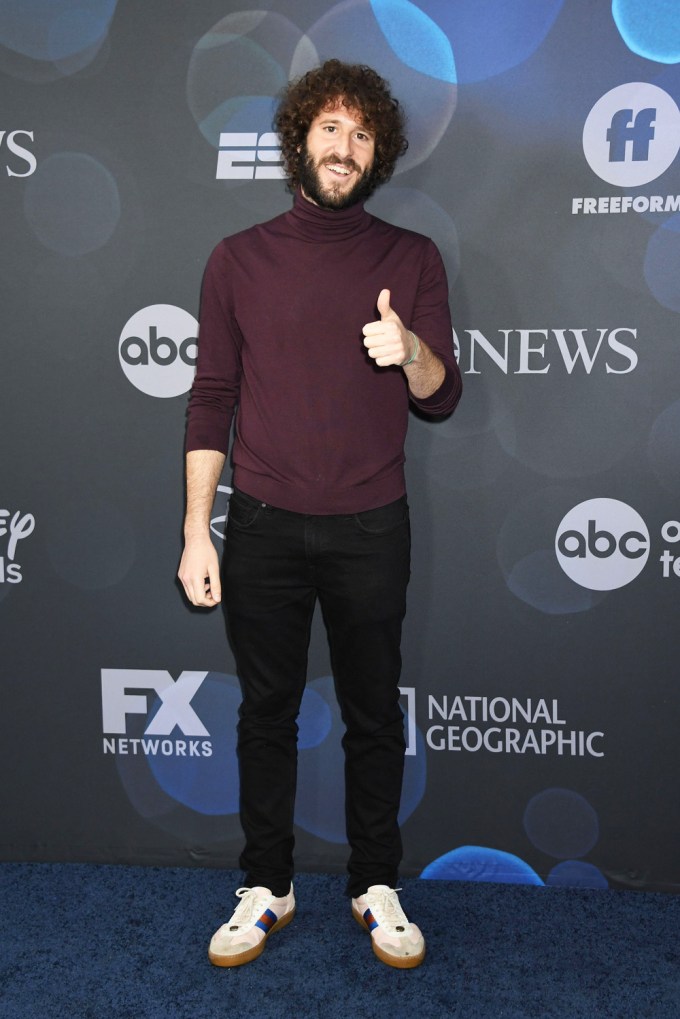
[582, 82, 680, 187]
[555, 498, 649, 591]
[119, 304, 198, 398]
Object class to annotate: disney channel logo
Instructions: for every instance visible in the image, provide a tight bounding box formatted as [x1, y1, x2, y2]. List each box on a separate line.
[0, 508, 35, 584]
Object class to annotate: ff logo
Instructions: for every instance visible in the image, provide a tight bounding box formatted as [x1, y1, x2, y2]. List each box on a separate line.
[555, 498, 649, 591]
[216, 132, 284, 180]
[583, 83, 680, 187]
[101, 669, 209, 736]
[119, 304, 198, 398]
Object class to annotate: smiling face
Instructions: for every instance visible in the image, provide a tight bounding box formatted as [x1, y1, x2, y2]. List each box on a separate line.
[298, 101, 376, 209]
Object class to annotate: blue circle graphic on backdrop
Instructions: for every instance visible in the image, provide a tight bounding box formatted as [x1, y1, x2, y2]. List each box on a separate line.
[368, 0, 455, 81]
[407, 375, 515, 491]
[648, 400, 680, 497]
[0, 0, 117, 60]
[612, 0, 680, 64]
[420, 0, 565, 83]
[141, 673, 422, 827]
[24, 153, 121, 257]
[298, 687, 333, 750]
[524, 788, 599, 860]
[147, 673, 241, 817]
[295, 676, 426, 843]
[420, 846, 543, 885]
[644, 213, 680, 313]
[547, 860, 608, 889]
[496, 488, 608, 615]
[187, 11, 315, 148]
[290, 0, 457, 174]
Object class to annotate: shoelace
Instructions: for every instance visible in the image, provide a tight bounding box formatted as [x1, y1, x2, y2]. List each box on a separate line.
[227, 887, 270, 930]
[366, 887, 409, 932]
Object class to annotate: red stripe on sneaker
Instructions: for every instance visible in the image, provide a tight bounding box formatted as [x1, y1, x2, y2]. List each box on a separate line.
[255, 908, 277, 933]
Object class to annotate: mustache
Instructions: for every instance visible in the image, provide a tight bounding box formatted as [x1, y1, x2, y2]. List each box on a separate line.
[319, 154, 362, 174]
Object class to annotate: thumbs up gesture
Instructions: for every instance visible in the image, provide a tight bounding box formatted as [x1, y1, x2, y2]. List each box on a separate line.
[363, 289, 416, 367]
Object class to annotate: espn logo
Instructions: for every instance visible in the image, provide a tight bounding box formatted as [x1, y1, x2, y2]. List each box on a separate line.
[216, 132, 285, 180]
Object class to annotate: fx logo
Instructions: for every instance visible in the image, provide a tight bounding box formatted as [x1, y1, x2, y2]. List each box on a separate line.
[216, 132, 285, 180]
[583, 82, 680, 187]
[101, 669, 209, 736]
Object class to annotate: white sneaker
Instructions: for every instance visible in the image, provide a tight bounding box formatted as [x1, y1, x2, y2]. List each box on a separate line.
[208, 885, 295, 967]
[352, 885, 425, 969]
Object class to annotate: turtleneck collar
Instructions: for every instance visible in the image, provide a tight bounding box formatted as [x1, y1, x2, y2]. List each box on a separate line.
[288, 186, 372, 241]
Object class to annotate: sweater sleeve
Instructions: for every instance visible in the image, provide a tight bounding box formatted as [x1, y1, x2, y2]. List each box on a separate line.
[185, 241, 243, 454]
[408, 239, 462, 417]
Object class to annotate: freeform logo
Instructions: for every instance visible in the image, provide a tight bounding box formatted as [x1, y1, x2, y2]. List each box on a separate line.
[119, 304, 198, 398]
[583, 83, 680, 186]
[0, 508, 35, 584]
[555, 498, 649, 591]
[101, 669, 212, 757]
[216, 132, 285, 180]
[1, 130, 36, 177]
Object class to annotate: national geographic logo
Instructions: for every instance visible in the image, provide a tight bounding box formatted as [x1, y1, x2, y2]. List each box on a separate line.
[400, 689, 603, 758]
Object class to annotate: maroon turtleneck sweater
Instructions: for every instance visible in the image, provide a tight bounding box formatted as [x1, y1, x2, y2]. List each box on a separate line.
[185, 190, 462, 514]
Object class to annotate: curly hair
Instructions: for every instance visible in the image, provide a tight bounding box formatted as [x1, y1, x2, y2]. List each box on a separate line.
[274, 59, 408, 193]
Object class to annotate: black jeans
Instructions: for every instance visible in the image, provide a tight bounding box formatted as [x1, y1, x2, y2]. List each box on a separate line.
[223, 488, 411, 898]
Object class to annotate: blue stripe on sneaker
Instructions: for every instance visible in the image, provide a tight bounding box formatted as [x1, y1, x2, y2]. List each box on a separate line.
[255, 908, 278, 934]
[363, 908, 379, 931]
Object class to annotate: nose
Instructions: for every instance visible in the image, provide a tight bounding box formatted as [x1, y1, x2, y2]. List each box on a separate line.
[334, 129, 354, 158]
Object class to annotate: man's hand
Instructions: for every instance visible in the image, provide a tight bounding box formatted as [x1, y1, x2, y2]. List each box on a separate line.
[179, 449, 226, 608]
[362, 289, 415, 367]
[178, 534, 222, 607]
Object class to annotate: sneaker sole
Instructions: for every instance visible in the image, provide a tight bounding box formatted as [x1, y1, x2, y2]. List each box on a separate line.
[352, 907, 426, 970]
[208, 907, 296, 968]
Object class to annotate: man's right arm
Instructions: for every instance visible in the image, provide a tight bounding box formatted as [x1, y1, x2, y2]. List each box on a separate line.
[178, 449, 226, 607]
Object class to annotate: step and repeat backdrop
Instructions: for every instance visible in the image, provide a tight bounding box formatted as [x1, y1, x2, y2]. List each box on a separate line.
[2, 1, 679, 892]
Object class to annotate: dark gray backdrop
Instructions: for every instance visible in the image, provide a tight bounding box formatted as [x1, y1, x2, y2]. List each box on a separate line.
[2, 0, 679, 893]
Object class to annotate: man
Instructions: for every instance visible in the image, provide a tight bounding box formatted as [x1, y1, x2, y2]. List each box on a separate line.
[179, 59, 462, 970]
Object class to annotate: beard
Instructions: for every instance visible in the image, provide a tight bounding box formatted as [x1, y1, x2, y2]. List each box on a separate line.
[297, 144, 377, 210]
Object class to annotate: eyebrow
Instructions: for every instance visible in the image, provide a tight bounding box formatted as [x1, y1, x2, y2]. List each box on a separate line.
[318, 117, 374, 136]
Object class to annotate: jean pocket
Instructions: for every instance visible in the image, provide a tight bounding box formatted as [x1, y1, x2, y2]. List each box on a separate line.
[227, 489, 265, 529]
[353, 497, 409, 536]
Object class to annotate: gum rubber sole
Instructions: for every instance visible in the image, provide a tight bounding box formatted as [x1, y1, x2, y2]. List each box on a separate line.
[208, 907, 296, 968]
[352, 906, 426, 970]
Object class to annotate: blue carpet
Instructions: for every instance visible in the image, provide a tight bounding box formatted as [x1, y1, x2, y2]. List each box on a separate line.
[1, 863, 678, 1018]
